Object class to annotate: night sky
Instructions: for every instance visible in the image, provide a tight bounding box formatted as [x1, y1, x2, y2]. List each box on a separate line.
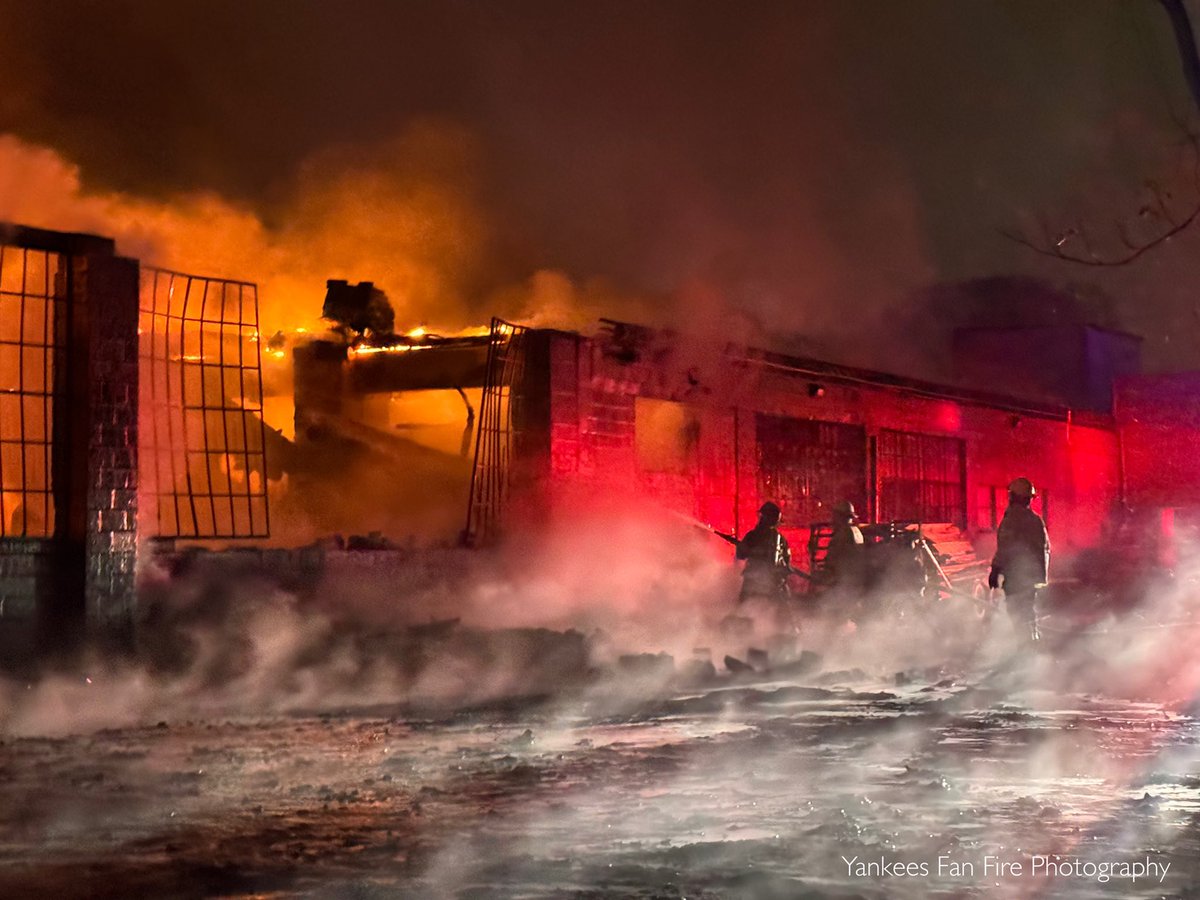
[1, 0, 1198, 372]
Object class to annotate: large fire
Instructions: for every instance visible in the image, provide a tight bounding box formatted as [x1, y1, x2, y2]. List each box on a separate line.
[0, 130, 504, 361]
[0, 131, 610, 545]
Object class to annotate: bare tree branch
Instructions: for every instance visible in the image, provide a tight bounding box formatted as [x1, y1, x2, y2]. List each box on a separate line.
[1161, 0, 1200, 110]
[1005, 0, 1200, 266]
[1000, 200, 1200, 266]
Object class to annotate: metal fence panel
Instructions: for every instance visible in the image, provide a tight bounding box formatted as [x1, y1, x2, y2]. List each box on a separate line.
[139, 267, 269, 538]
[465, 318, 528, 545]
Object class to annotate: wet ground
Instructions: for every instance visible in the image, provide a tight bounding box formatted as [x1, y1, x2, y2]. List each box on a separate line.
[3, 636, 1200, 900]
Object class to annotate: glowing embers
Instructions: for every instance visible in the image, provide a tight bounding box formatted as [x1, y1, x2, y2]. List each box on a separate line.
[345, 323, 493, 358]
[138, 267, 270, 539]
[347, 342, 431, 357]
[0, 245, 62, 538]
[383, 388, 480, 458]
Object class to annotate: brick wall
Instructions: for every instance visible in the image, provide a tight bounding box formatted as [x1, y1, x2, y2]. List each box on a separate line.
[529, 330, 1120, 564]
[0, 538, 55, 619]
[0, 539, 53, 669]
[1114, 373, 1200, 508]
[77, 254, 139, 641]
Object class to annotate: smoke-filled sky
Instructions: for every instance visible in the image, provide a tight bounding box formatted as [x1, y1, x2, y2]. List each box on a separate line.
[2, 0, 1200, 369]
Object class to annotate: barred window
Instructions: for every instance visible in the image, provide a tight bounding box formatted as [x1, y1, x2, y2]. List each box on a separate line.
[757, 414, 867, 524]
[0, 245, 64, 538]
[877, 429, 965, 526]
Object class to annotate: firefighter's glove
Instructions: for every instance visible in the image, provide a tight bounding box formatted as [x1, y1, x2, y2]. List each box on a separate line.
[987, 568, 1000, 590]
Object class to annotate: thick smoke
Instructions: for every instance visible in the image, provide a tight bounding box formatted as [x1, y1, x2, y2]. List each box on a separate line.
[0, 128, 511, 335]
[0, 6, 953, 374]
[0, 125, 928, 357]
[6, 2, 1200, 370]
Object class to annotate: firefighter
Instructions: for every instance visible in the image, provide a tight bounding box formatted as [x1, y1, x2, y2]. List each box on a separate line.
[736, 501, 792, 603]
[820, 499, 868, 620]
[824, 500, 866, 591]
[988, 477, 1050, 643]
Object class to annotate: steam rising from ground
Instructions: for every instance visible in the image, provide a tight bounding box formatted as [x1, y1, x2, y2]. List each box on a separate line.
[3, 512, 1199, 740]
[2, 522, 1200, 897]
[0, 510, 727, 735]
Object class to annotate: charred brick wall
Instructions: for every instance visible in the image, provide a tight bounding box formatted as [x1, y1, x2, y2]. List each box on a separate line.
[520, 331, 740, 529]
[293, 340, 348, 443]
[0, 539, 54, 669]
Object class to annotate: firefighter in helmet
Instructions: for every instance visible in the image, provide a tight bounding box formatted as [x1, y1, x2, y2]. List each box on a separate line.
[823, 499, 867, 596]
[820, 504, 868, 619]
[736, 501, 792, 602]
[988, 477, 1050, 643]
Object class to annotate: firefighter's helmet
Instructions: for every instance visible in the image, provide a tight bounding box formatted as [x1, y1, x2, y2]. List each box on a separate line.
[758, 501, 782, 520]
[833, 499, 856, 519]
[1008, 477, 1036, 499]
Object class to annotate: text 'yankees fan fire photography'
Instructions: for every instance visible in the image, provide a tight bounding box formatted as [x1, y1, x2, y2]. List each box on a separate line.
[8, 1, 1200, 897]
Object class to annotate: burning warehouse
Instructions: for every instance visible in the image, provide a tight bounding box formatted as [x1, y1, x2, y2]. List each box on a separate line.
[293, 305, 1152, 579]
[14, 3, 1200, 896]
[3, 221, 1197, 658]
[5, 222, 1200, 897]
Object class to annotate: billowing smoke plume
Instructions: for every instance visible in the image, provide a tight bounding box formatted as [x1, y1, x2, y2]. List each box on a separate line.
[0, 127, 527, 335]
[7, 1, 1200, 372]
[0, 124, 930, 356]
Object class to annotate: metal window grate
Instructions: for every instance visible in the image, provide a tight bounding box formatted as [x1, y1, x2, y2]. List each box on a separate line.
[139, 267, 269, 538]
[0, 244, 64, 538]
[877, 429, 965, 526]
[756, 414, 867, 525]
